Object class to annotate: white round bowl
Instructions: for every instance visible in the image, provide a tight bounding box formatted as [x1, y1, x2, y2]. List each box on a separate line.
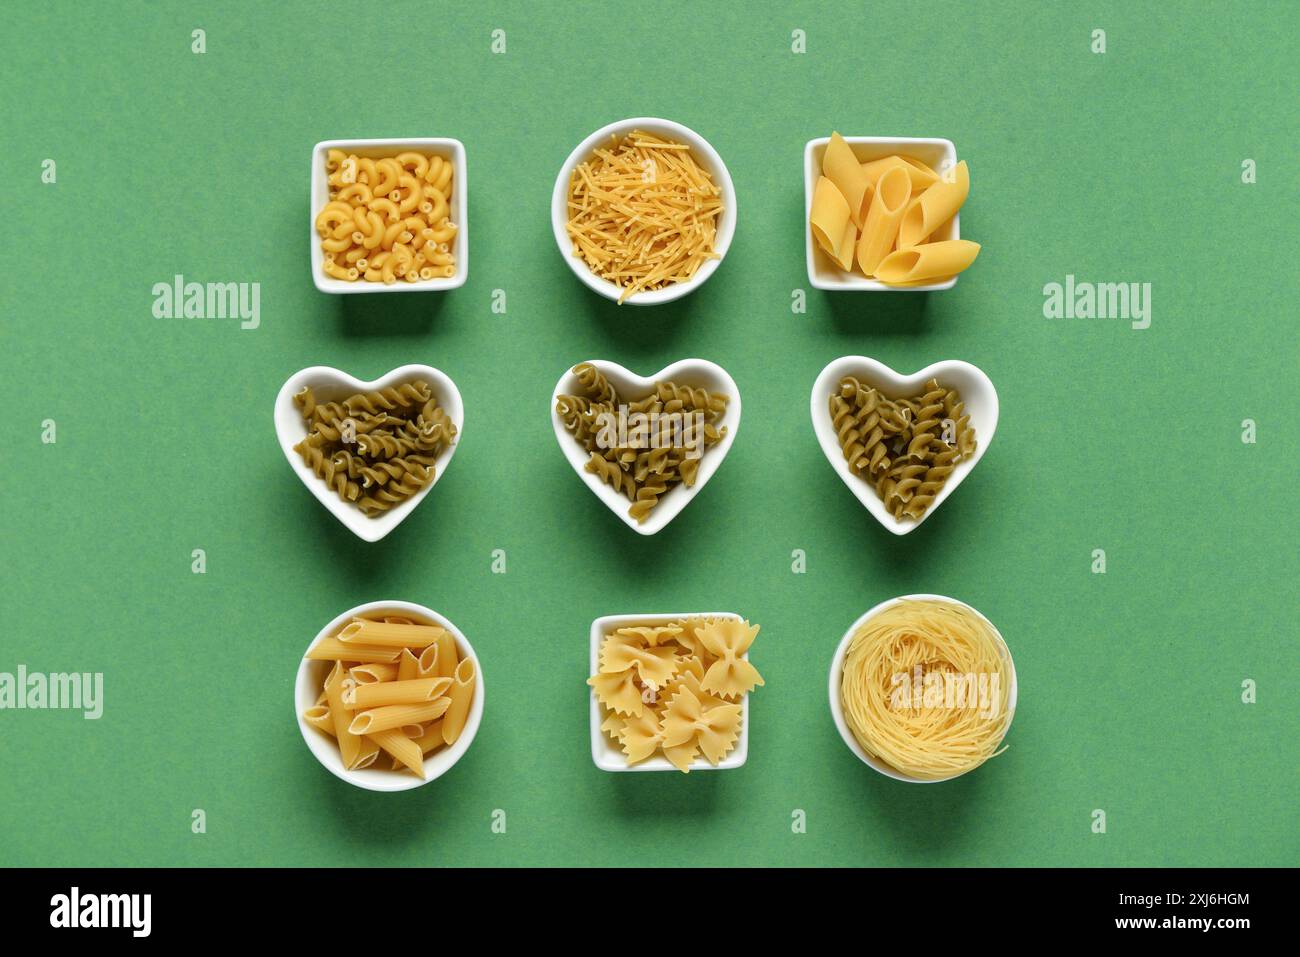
[828, 593, 1017, 783]
[295, 600, 484, 792]
[550, 117, 737, 306]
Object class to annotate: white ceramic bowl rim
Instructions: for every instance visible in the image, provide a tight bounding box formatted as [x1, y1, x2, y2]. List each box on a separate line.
[827, 593, 1017, 783]
[295, 600, 485, 792]
[273, 363, 464, 543]
[550, 117, 737, 306]
[550, 358, 741, 535]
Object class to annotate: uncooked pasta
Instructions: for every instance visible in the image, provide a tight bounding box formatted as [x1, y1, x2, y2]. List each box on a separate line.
[829, 376, 976, 521]
[557, 363, 728, 524]
[839, 599, 1012, 780]
[565, 131, 723, 303]
[292, 380, 456, 516]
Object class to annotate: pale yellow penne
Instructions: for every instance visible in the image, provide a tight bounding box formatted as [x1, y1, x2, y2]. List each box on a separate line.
[349, 662, 398, 684]
[352, 738, 381, 770]
[415, 719, 447, 755]
[347, 677, 452, 709]
[396, 648, 419, 682]
[823, 132, 871, 227]
[366, 728, 425, 778]
[441, 658, 477, 746]
[860, 154, 939, 192]
[898, 160, 969, 247]
[433, 630, 459, 680]
[876, 240, 982, 284]
[306, 637, 400, 664]
[809, 176, 852, 267]
[325, 662, 365, 769]
[303, 704, 334, 737]
[856, 165, 911, 276]
[349, 697, 452, 735]
[338, 618, 447, 649]
[416, 643, 438, 678]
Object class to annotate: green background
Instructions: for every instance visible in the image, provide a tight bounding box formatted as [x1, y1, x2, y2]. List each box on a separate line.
[2, 0, 1296, 867]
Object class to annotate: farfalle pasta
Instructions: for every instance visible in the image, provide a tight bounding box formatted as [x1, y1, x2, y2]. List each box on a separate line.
[589, 616, 764, 772]
[292, 379, 456, 516]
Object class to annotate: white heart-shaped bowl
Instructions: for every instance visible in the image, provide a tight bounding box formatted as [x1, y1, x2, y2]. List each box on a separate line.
[274, 364, 463, 542]
[589, 612, 749, 772]
[810, 356, 997, 535]
[551, 359, 741, 535]
[550, 117, 737, 305]
[296, 600, 484, 792]
[828, 594, 1017, 783]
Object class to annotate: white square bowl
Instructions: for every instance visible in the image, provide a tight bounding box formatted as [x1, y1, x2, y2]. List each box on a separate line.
[589, 612, 749, 772]
[310, 137, 468, 294]
[803, 136, 959, 292]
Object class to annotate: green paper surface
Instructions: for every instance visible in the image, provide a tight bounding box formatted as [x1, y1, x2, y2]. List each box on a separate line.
[1, 0, 1296, 867]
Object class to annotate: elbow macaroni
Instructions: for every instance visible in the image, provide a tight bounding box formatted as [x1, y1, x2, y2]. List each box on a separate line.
[317, 149, 458, 284]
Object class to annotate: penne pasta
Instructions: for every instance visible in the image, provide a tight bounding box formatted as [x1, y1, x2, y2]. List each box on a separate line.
[353, 738, 382, 770]
[809, 176, 853, 269]
[415, 719, 447, 755]
[306, 611, 477, 777]
[823, 132, 872, 226]
[306, 637, 400, 664]
[898, 160, 969, 247]
[346, 677, 452, 709]
[441, 658, 477, 746]
[338, 619, 447, 649]
[303, 704, 335, 737]
[349, 697, 452, 735]
[396, 648, 419, 682]
[433, 629, 458, 680]
[325, 662, 365, 769]
[416, 643, 439, 678]
[366, 728, 425, 778]
[856, 166, 911, 277]
[350, 663, 398, 684]
[875, 240, 982, 284]
[860, 154, 938, 193]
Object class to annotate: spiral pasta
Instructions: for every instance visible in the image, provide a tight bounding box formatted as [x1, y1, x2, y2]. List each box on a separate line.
[559, 363, 729, 524]
[829, 376, 976, 521]
[292, 379, 456, 516]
